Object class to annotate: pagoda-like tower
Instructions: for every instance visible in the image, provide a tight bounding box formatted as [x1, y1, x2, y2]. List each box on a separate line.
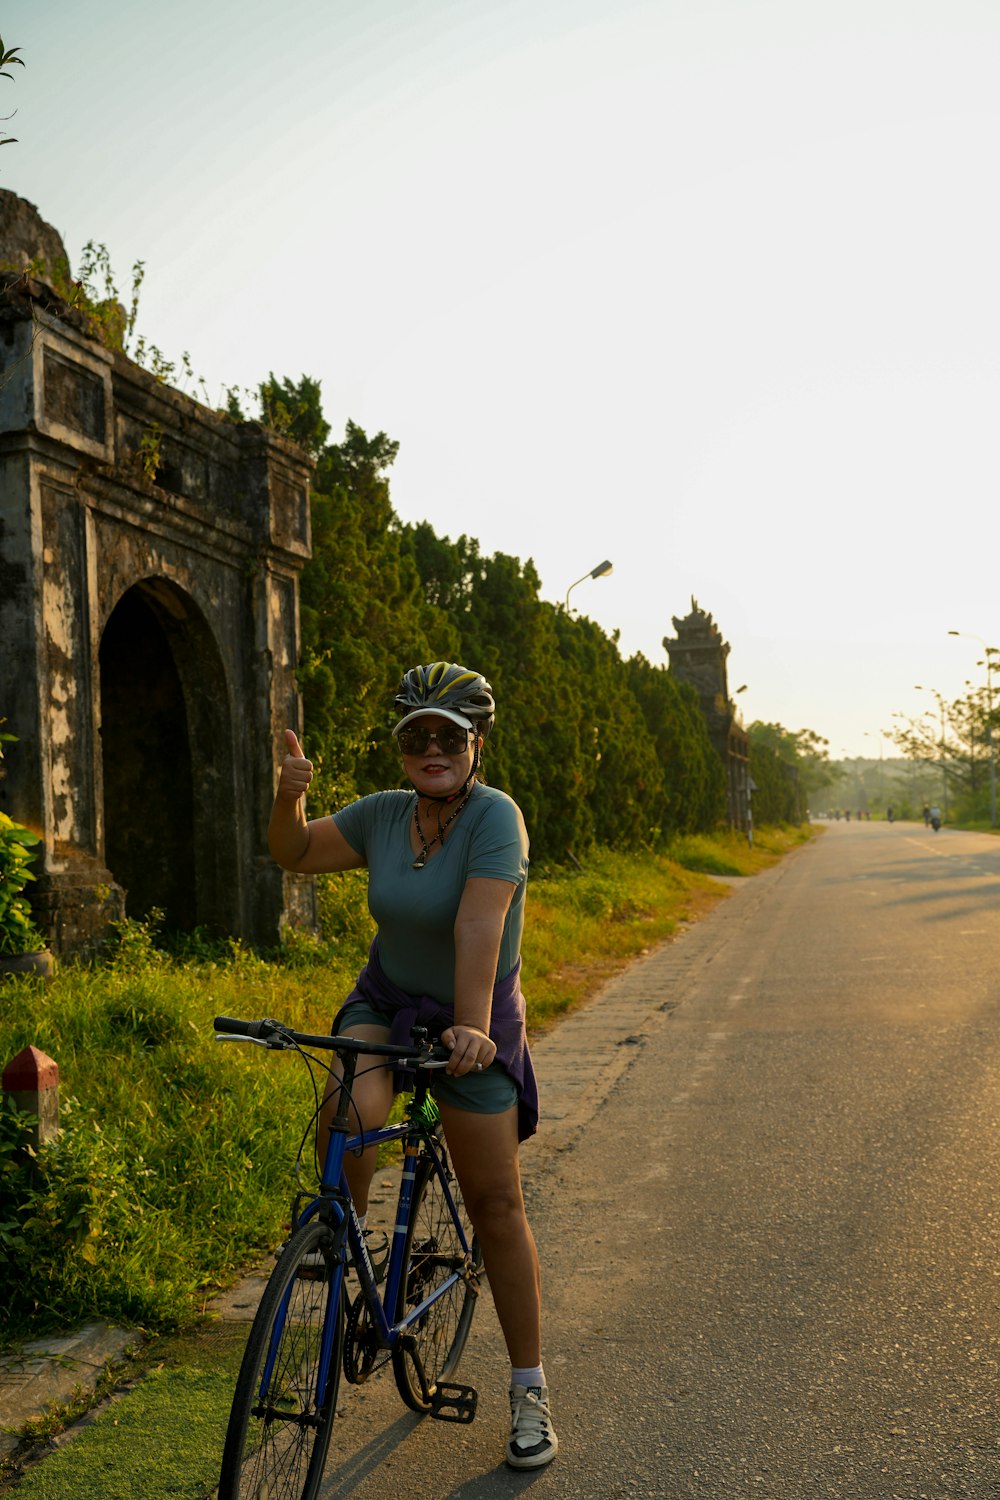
[663, 599, 749, 830]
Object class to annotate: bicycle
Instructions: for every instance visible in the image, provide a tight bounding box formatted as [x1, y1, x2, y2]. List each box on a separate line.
[214, 1013, 484, 1500]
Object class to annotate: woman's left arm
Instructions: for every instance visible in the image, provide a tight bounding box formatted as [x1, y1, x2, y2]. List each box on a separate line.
[443, 876, 516, 1076]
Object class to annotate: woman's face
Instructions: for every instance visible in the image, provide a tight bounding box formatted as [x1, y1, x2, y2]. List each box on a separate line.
[399, 714, 478, 799]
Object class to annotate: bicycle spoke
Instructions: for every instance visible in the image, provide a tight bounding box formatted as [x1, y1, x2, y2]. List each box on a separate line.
[392, 1141, 483, 1411]
[219, 1225, 343, 1500]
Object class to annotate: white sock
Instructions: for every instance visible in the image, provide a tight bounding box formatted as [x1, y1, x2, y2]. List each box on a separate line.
[358, 1213, 368, 1231]
[511, 1365, 545, 1391]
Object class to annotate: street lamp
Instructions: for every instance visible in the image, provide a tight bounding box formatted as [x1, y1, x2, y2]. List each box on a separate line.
[947, 629, 998, 828]
[565, 559, 613, 613]
[913, 685, 949, 820]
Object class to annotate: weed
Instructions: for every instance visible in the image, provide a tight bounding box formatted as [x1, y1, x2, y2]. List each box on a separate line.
[134, 423, 163, 483]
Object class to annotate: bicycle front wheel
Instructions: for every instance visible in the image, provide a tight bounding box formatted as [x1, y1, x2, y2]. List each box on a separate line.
[392, 1142, 483, 1411]
[219, 1221, 344, 1500]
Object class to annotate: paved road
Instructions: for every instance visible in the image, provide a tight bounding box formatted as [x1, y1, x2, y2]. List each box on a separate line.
[315, 822, 1000, 1500]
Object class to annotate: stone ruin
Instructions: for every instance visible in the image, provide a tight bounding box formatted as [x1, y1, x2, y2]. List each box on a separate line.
[0, 192, 316, 953]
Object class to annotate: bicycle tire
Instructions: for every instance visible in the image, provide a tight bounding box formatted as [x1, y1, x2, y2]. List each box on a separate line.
[218, 1220, 344, 1500]
[391, 1139, 483, 1411]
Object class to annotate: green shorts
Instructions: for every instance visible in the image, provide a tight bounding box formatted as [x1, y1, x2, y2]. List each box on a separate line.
[333, 999, 518, 1115]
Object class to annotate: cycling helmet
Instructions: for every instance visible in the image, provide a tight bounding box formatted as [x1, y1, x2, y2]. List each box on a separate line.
[392, 662, 495, 739]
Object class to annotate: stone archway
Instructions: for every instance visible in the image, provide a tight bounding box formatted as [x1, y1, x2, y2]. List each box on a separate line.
[99, 585, 196, 927]
[98, 578, 241, 933]
[0, 215, 318, 954]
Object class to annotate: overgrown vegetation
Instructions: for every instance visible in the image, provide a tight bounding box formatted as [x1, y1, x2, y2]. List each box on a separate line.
[0, 913, 366, 1341]
[5, 243, 206, 395]
[0, 835, 812, 1343]
[0, 725, 45, 955]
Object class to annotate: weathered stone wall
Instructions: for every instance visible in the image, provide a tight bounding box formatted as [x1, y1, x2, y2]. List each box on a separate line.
[0, 265, 316, 953]
[0, 190, 68, 274]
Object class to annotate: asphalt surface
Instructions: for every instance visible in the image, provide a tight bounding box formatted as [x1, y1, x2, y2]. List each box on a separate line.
[306, 822, 1000, 1499]
[12, 821, 1000, 1499]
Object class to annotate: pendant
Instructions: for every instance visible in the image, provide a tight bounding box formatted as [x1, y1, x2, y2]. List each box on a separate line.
[412, 849, 428, 870]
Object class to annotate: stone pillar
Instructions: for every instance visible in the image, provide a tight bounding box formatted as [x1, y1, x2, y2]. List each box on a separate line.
[2, 1045, 59, 1149]
[0, 281, 127, 952]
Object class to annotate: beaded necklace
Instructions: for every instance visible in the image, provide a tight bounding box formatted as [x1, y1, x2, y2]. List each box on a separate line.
[411, 788, 473, 869]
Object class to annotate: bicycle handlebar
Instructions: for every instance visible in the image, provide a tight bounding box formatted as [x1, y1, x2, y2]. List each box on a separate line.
[212, 1015, 451, 1064]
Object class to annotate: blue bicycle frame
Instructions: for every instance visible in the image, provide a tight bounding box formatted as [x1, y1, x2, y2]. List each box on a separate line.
[216, 1015, 484, 1500]
[287, 1087, 475, 1405]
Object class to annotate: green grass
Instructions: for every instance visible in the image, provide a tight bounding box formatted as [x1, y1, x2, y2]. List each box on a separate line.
[0, 910, 374, 1342]
[0, 830, 812, 1344]
[522, 848, 726, 1022]
[8, 1328, 246, 1500]
[668, 823, 815, 877]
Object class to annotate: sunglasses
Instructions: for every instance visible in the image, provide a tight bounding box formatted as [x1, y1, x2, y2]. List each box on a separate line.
[397, 724, 471, 756]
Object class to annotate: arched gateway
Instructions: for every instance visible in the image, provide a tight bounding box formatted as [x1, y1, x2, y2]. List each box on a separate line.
[0, 214, 316, 953]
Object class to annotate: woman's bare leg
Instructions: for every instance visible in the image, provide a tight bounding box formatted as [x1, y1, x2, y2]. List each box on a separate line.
[319, 1022, 393, 1214]
[438, 1102, 541, 1367]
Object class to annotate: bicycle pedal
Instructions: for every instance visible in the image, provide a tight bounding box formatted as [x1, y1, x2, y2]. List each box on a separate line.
[429, 1382, 478, 1424]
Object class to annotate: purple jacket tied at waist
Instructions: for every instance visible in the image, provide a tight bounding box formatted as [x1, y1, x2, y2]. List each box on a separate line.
[334, 939, 539, 1141]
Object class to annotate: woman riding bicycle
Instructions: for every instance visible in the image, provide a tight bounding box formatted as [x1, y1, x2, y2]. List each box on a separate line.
[267, 662, 558, 1471]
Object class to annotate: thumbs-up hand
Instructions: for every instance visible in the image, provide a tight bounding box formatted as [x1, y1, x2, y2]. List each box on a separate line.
[277, 729, 313, 801]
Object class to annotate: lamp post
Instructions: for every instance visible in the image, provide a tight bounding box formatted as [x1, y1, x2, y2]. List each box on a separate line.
[914, 685, 949, 820]
[947, 629, 998, 828]
[565, 559, 613, 613]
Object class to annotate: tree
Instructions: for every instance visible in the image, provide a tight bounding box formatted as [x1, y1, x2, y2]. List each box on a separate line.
[626, 656, 725, 834]
[748, 722, 835, 805]
[291, 408, 444, 808]
[746, 722, 836, 823]
[258, 373, 330, 457]
[0, 36, 23, 154]
[251, 375, 776, 856]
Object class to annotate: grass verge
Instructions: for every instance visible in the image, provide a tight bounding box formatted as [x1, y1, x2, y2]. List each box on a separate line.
[0, 827, 817, 1493]
[0, 828, 814, 1346]
[5, 1328, 246, 1500]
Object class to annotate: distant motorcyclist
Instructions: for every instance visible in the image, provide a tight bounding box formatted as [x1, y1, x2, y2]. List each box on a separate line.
[887, 806, 894, 824]
[922, 805, 931, 827]
[929, 805, 942, 832]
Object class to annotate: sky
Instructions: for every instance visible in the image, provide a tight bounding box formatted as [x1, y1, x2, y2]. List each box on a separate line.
[4, 0, 998, 758]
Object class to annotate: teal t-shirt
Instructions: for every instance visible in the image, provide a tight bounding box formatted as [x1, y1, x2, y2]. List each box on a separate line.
[332, 783, 529, 1005]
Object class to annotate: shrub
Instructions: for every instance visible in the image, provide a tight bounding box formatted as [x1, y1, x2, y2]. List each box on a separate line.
[0, 811, 45, 955]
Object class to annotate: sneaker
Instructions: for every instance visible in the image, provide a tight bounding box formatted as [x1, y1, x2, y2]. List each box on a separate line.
[506, 1384, 558, 1469]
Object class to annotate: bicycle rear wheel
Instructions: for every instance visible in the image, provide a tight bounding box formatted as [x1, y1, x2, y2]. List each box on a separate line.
[392, 1140, 483, 1411]
[219, 1220, 344, 1500]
